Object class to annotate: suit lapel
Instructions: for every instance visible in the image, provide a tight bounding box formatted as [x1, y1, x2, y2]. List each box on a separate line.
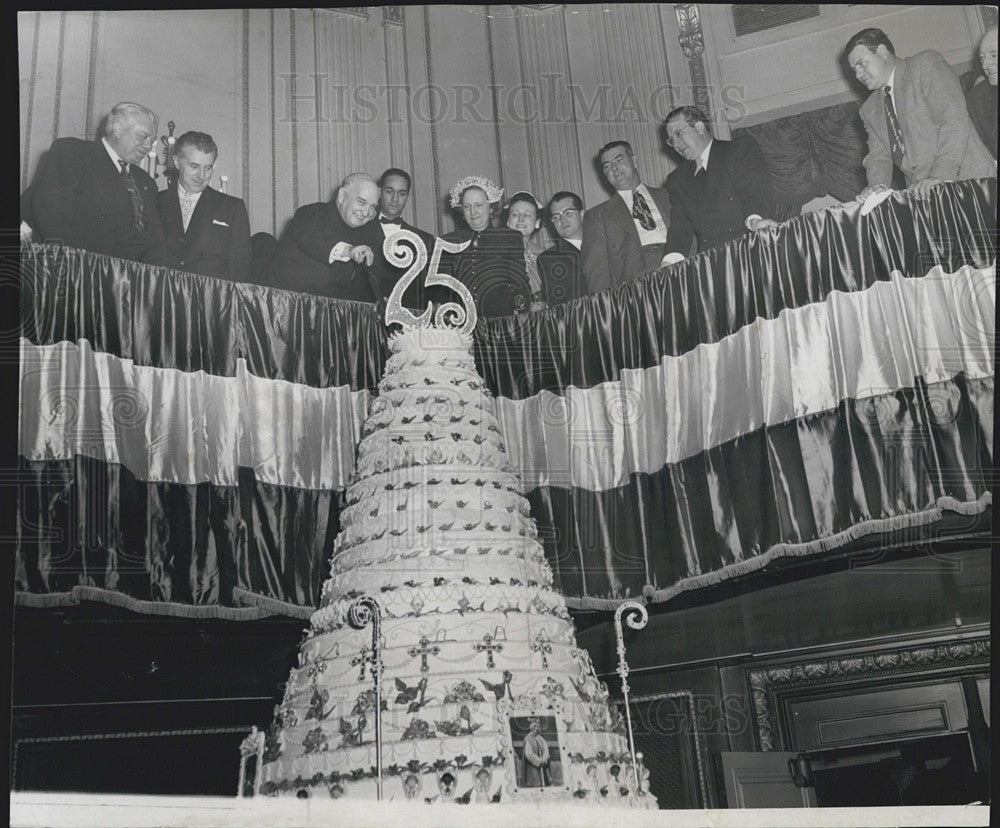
[163, 184, 184, 238]
[610, 193, 638, 242]
[893, 56, 910, 127]
[185, 186, 217, 243]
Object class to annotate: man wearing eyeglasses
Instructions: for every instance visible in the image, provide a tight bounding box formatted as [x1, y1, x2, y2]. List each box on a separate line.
[660, 106, 776, 265]
[581, 140, 672, 292]
[538, 191, 586, 305]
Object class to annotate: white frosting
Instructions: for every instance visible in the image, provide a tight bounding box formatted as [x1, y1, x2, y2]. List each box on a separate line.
[258, 326, 654, 807]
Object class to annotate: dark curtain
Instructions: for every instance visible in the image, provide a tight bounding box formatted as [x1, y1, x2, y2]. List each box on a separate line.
[17, 180, 995, 614]
[733, 101, 869, 218]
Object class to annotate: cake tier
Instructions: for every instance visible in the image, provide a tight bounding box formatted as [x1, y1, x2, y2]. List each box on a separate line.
[297, 609, 592, 688]
[260, 733, 652, 807]
[318, 578, 564, 622]
[329, 534, 549, 577]
[343, 465, 523, 508]
[339, 482, 530, 532]
[352, 436, 512, 480]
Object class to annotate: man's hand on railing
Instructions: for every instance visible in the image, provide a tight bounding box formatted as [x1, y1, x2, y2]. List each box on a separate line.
[909, 178, 943, 199]
[855, 184, 889, 203]
[348, 245, 374, 266]
[747, 217, 779, 232]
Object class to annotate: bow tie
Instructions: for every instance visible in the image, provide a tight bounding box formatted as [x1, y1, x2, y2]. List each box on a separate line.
[379, 216, 401, 225]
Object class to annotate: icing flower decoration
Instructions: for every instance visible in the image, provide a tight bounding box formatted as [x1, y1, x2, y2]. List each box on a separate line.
[449, 175, 504, 207]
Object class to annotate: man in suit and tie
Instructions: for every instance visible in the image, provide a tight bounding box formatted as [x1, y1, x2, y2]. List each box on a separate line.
[367, 168, 436, 309]
[581, 140, 671, 293]
[847, 28, 995, 201]
[537, 191, 585, 305]
[660, 106, 777, 263]
[154, 131, 251, 281]
[965, 26, 997, 160]
[264, 173, 381, 301]
[30, 101, 164, 262]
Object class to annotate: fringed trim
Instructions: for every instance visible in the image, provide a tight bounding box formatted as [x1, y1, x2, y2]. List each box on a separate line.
[14, 585, 272, 620]
[564, 492, 993, 610]
[233, 587, 315, 619]
[642, 492, 992, 605]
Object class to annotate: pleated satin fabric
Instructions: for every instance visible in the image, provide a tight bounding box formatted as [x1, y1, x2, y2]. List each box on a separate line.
[17, 180, 995, 614]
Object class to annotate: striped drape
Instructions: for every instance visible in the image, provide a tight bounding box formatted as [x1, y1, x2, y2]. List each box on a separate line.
[17, 180, 995, 615]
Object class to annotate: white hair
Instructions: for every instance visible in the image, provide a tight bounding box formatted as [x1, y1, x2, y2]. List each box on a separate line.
[104, 102, 158, 138]
[340, 172, 377, 191]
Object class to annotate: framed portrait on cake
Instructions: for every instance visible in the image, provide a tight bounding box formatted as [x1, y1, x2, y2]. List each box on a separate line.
[499, 698, 571, 797]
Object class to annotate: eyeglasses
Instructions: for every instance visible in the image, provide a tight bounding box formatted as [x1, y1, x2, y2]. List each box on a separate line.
[665, 123, 693, 146]
[550, 207, 580, 220]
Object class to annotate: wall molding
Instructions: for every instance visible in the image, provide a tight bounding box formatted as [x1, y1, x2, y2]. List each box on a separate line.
[748, 634, 991, 751]
[12, 725, 253, 790]
[673, 3, 711, 119]
[21, 12, 40, 192]
[51, 12, 67, 141]
[241, 10, 250, 207]
[620, 690, 709, 808]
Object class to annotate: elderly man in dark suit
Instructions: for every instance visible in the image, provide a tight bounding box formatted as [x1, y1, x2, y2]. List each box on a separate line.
[581, 140, 671, 293]
[154, 131, 251, 281]
[847, 28, 995, 201]
[965, 26, 997, 160]
[537, 191, 586, 305]
[264, 173, 381, 301]
[30, 101, 164, 262]
[660, 106, 776, 263]
[367, 167, 436, 308]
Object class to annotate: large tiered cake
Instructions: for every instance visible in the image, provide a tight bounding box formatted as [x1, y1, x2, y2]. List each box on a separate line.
[257, 315, 652, 806]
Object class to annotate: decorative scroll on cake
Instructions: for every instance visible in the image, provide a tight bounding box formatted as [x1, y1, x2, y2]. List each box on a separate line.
[255, 232, 654, 806]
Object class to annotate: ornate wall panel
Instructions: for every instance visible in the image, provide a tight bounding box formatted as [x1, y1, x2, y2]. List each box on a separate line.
[748, 635, 991, 752]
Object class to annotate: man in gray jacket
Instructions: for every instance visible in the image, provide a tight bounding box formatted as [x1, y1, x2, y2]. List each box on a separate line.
[847, 28, 994, 200]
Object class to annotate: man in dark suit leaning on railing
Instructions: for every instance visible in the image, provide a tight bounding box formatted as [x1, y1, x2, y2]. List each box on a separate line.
[263, 172, 381, 301]
[154, 131, 251, 281]
[660, 105, 777, 265]
[29, 101, 165, 263]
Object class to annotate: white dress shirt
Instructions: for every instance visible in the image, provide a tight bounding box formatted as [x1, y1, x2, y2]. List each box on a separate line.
[177, 182, 203, 232]
[617, 183, 667, 247]
[101, 138, 128, 172]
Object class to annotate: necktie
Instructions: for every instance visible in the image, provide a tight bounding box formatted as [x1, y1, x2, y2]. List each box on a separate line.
[179, 189, 195, 232]
[379, 216, 401, 225]
[118, 160, 147, 235]
[631, 190, 655, 231]
[883, 85, 906, 168]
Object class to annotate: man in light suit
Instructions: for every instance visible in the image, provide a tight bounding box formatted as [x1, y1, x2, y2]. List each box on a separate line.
[154, 131, 251, 281]
[581, 140, 671, 293]
[847, 27, 995, 200]
[661, 106, 777, 262]
[30, 101, 164, 262]
[537, 191, 586, 305]
[366, 168, 436, 309]
[264, 172, 380, 301]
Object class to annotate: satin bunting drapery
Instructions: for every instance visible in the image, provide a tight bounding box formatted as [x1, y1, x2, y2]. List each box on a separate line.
[17, 180, 996, 615]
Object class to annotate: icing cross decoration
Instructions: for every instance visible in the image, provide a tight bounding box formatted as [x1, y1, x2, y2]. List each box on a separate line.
[475, 632, 505, 669]
[531, 631, 554, 669]
[382, 230, 476, 334]
[351, 645, 373, 683]
[408, 636, 442, 673]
